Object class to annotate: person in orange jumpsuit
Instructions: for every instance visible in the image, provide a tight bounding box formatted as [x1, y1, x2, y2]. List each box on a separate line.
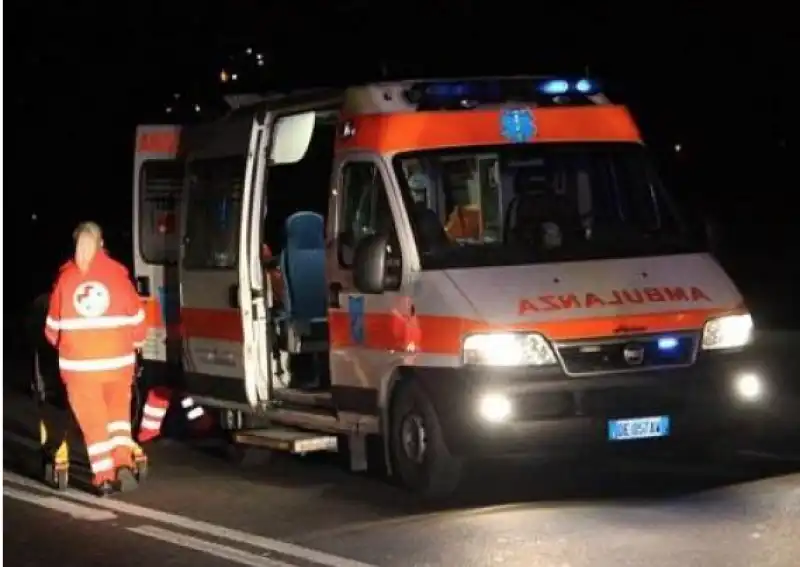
[44, 222, 147, 496]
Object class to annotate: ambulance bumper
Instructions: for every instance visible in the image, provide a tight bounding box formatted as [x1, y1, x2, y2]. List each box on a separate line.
[413, 349, 771, 458]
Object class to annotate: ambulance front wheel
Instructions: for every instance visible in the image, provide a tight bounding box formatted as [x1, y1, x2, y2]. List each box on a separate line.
[389, 381, 462, 501]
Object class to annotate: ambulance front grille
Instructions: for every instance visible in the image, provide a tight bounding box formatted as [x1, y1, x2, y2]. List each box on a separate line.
[555, 332, 699, 376]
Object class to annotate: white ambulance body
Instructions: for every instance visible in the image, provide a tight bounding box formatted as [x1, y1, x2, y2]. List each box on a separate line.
[147, 78, 765, 498]
[132, 125, 183, 381]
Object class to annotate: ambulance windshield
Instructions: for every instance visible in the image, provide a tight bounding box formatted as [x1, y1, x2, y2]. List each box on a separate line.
[394, 142, 700, 269]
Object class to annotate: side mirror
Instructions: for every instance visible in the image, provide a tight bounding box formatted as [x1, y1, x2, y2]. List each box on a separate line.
[337, 231, 355, 267]
[353, 233, 388, 294]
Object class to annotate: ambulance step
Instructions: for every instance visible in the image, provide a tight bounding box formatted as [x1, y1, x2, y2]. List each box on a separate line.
[272, 388, 333, 409]
[232, 427, 338, 454]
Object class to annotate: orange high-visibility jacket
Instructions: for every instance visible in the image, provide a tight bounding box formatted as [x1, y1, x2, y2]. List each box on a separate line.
[44, 250, 146, 384]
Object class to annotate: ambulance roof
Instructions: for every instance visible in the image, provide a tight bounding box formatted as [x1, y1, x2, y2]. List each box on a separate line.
[215, 76, 608, 117]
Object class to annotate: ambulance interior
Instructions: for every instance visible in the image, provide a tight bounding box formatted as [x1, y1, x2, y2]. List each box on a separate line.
[260, 110, 336, 394]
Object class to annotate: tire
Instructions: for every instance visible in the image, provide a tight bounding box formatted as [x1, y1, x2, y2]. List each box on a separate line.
[389, 381, 462, 501]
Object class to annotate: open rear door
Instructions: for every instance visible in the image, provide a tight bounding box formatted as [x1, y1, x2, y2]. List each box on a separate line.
[239, 111, 318, 408]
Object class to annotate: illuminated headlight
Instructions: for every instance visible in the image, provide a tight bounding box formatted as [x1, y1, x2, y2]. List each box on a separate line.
[701, 313, 754, 350]
[462, 332, 557, 367]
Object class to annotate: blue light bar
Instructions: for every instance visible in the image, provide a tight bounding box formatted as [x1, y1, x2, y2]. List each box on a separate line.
[540, 79, 570, 95]
[406, 77, 602, 107]
[425, 83, 472, 97]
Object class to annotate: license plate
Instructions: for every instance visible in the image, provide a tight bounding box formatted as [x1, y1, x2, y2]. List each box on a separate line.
[607, 416, 670, 441]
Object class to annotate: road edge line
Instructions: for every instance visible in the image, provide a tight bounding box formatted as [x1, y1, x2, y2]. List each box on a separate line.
[4, 470, 378, 567]
[128, 524, 299, 567]
[4, 485, 117, 521]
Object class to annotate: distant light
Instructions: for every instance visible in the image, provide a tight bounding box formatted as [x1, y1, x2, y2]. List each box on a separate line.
[173, 93, 180, 100]
[31, 213, 38, 222]
[194, 104, 201, 112]
[165, 106, 173, 114]
[231, 73, 238, 81]
[245, 47, 253, 55]
[220, 70, 229, 83]
[674, 143, 682, 152]
[257, 60, 265, 67]
[256, 53, 263, 60]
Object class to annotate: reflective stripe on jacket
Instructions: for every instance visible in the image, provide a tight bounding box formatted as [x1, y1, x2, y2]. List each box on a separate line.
[45, 250, 146, 383]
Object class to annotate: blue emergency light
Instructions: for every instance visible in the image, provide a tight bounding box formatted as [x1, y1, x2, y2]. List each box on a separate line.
[409, 77, 601, 108]
[657, 336, 679, 351]
[425, 82, 472, 98]
[540, 79, 570, 95]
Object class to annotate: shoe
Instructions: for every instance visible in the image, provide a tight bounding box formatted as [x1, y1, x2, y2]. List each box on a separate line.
[115, 466, 139, 493]
[95, 480, 116, 497]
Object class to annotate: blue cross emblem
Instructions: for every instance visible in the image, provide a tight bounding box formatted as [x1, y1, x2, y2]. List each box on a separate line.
[500, 108, 536, 143]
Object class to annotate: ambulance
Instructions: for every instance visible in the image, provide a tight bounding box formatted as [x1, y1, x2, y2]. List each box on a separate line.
[132, 77, 765, 499]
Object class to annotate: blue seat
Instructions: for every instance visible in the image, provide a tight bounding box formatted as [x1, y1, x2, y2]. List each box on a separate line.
[279, 212, 328, 352]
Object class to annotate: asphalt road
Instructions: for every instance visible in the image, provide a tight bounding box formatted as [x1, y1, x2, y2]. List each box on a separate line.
[4, 331, 800, 567]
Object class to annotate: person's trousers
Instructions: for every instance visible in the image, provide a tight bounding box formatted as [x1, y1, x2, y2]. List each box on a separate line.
[65, 377, 136, 485]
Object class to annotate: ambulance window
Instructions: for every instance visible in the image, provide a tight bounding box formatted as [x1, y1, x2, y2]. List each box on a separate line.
[139, 160, 184, 265]
[183, 156, 245, 270]
[439, 156, 502, 243]
[339, 161, 401, 287]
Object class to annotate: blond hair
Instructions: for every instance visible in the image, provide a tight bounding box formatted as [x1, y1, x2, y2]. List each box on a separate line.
[73, 221, 103, 244]
[73, 221, 104, 272]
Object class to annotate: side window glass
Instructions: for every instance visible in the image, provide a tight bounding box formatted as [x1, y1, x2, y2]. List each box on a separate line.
[339, 161, 401, 289]
[139, 160, 184, 264]
[183, 156, 245, 269]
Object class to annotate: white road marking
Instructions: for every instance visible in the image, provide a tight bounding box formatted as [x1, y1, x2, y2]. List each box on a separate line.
[129, 524, 301, 567]
[4, 486, 117, 522]
[4, 470, 377, 567]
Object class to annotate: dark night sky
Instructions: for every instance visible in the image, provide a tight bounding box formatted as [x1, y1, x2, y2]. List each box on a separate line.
[5, 1, 796, 327]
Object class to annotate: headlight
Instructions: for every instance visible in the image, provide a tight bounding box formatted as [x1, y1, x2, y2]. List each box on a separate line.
[701, 313, 754, 350]
[462, 332, 557, 367]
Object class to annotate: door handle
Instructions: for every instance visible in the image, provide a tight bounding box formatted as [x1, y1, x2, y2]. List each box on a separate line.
[228, 284, 239, 308]
[136, 276, 151, 297]
[329, 282, 343, 308]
